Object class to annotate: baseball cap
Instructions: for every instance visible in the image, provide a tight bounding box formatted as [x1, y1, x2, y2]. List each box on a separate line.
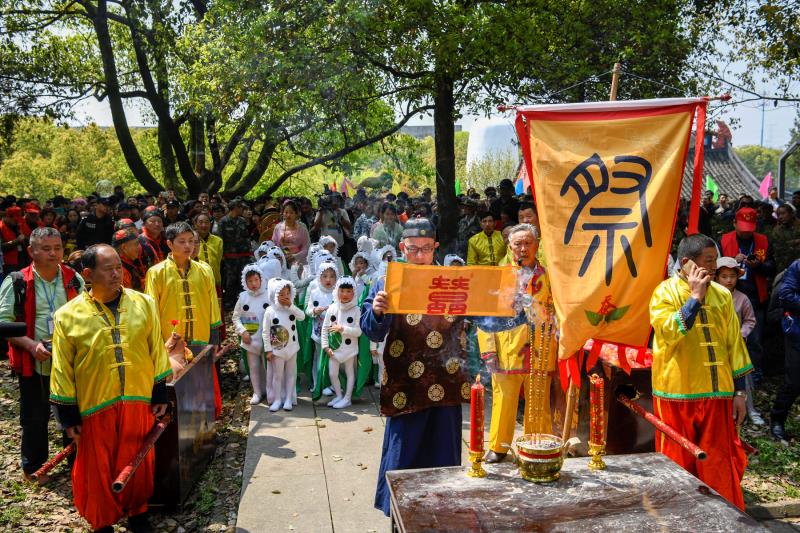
[166, 199, 181, 209]
[716, 256, 744, 276]
[735, 207, 757, 232]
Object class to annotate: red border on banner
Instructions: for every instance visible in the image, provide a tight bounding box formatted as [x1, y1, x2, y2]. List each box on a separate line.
[517, 104, 697, 123]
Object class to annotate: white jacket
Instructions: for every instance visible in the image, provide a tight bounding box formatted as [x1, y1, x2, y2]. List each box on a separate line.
[321, 277, 362, 363]
[306, 262, 337, 342]
[262, 278, 305, 359]
[232, 264, 270, 354]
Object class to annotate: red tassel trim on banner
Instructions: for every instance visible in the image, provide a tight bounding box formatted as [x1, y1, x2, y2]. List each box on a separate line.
[515, 114, 536, 205]
[687, 102, 708, 235]
[558, 351, 584, 392]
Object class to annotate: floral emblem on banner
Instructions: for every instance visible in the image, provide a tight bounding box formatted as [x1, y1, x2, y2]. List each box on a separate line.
[585, 295, 630, 326]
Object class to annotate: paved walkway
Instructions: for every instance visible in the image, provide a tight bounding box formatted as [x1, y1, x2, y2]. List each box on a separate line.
[236, 386, 492, 533]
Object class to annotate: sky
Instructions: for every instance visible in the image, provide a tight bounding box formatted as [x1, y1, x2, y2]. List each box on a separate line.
[72, 75, 798, 151]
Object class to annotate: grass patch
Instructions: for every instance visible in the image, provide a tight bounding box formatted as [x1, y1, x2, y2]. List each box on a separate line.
[0, 506, 23, 527]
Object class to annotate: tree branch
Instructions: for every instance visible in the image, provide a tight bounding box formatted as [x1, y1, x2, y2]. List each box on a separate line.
[261, 105, 435, 197]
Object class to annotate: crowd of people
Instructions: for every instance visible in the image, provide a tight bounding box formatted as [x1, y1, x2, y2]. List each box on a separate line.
[1, 175, 800, 529]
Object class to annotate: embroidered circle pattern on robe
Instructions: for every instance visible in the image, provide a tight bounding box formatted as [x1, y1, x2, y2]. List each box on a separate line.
[428, 384, 445, 402]
[426, 331, 443, 349]
[408, 360, 425, 379]
[389, 339, 405, 358]
[393, 392, 407, 409]
[405, 313, 422, 326]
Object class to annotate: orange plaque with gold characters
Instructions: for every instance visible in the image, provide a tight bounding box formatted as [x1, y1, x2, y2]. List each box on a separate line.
[384, 263, 516, 317]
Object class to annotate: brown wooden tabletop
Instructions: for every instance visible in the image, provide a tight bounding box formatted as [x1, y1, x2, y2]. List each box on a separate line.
[385, 452, 764, 532]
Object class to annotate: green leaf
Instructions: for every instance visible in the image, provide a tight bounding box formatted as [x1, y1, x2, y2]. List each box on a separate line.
[585, 310, 603, 326]
[607, 305, 631, 322]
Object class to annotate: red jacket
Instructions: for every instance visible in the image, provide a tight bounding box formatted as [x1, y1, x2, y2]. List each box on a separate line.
[720, 231, 769, 303]
[8, 264, 81, 377]
[0, 221, 22, 265]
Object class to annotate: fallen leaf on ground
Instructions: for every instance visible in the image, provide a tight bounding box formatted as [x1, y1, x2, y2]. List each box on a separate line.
[271, 489, 281, 494]
[363, 427, 373, 433]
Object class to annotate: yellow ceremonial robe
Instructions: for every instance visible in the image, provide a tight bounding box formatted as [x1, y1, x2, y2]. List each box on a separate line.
[199, 233, 223, 286]
[477, 263, 556, 451]
[50, 289, 172, 417]
[145, 255, 221, 344]
[467, 231, 507, 266]
[649, 275, 753, 400]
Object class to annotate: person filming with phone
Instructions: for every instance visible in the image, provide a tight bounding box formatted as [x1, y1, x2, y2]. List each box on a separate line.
[649, 233, 753, 510]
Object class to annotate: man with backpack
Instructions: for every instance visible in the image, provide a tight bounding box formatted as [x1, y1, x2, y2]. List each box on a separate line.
[0, 226, 84, 483]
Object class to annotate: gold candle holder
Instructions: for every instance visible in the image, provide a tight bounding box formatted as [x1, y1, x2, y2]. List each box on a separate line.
[467, 450, 487, 478]
[587, 442, 607, 470]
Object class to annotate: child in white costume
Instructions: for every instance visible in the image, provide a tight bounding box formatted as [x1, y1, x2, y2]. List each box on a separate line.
[349, 251, 375, 300]
[232, 265, 271, 405]
[306, 261, 338, 395]
[443, 254, 465, 267]
[263, 278, 306, 412]
[321, 277, 362, 408]
[318, 235, 345, 277]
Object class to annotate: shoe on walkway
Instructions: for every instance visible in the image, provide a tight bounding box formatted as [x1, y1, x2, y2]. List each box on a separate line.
[327, 395, 343, 407]
[269, 400, 282, 412]
[333, 397, 352, 409]
[283, 399, 293, 411]
[322, 387, 334, 396]
[22, 471, 49, 486]
[250, 394, 262, 406]
[128, 512, 154, 533]
[748, 411, 765, 426]
[770, 423, 788, 442]
[484, 450, 507, 463]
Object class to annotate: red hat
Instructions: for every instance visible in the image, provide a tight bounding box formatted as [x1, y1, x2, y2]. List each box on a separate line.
[24, 202, 40, 214]
[735, 207, 757, 232]
[113, 229, 138, 248]
[115, 218, 136, 230]
[6, 206, 22, 217]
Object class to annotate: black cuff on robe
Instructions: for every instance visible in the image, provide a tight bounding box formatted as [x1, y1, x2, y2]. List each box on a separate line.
[151, 380, 169, 405]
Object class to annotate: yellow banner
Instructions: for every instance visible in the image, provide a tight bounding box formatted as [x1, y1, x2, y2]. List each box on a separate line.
[522, 106, 694, 360]
[385, 263, 517, 317]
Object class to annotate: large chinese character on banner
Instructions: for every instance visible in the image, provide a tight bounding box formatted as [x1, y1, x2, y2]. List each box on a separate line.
[513, 98, 708, 382]
[384, 263, 517, 317]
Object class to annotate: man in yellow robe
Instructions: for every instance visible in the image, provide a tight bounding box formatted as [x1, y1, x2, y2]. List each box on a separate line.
[194, 213, 223, 288]
[467, 211, 506, 266]
[146, 221, 222, 417]
[145, 222, 221, 346]
[476, 224, 557, 462]
[650, 233, 752, 510]
[50, 244, 171, 532]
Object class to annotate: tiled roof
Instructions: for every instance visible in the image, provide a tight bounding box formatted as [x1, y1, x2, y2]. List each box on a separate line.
[681, 146, 760, 199]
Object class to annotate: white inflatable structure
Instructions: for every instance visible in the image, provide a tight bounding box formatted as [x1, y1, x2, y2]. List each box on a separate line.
[465, 116, 519, 186]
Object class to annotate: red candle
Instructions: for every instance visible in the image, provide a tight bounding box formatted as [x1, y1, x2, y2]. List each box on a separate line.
[589, 373, 605, 445]
[469, 375, 484, 453]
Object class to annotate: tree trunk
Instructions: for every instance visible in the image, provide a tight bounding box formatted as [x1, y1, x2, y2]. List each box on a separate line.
[433, 73, 458, 255]
[158, 121, 179, 190]
[190, 114, 206, 175]
[90, 0, 163, 194]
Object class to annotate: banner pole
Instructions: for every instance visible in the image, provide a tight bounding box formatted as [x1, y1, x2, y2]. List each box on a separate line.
[609, 63, 621, 101]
